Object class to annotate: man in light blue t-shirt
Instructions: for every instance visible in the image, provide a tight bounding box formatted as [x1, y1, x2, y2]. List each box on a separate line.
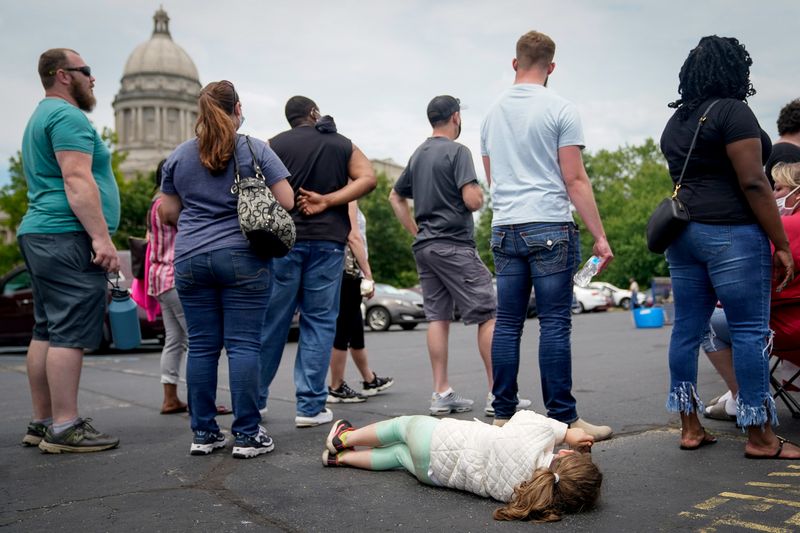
[480, 31, 614, 441]
[17, 48, 121, 454]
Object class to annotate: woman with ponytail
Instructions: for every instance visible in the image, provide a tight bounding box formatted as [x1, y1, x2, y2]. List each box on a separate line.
[322, 410, 602, 522]
[159, 80, 294, 459]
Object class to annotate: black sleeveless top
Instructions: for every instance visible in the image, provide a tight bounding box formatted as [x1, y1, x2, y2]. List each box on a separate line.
[270, 125, 353, 243]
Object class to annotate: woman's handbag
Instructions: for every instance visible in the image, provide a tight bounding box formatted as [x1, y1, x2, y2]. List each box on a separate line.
[231, 135, 296, 258]
[128, 236, 148, 280]
[646, 100, 720, 254]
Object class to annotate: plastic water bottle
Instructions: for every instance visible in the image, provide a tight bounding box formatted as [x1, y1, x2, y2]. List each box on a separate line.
[109, 288, 142, 350]
[573, 256, 601, 287]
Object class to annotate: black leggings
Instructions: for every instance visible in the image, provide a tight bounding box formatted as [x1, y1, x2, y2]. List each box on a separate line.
[333, 275, 365, 350]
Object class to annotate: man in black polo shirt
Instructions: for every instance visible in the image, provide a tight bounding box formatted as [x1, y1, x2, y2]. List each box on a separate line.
[259, 96, 376, 427]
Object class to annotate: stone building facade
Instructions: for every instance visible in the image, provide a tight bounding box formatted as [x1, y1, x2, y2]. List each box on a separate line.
[113, 8, 201, 177]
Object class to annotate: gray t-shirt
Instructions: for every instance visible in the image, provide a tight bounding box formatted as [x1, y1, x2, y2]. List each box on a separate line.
[393, 137, 478, 250]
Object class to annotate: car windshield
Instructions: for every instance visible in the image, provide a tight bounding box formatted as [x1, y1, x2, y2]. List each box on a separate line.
[377, 284, 403, 295]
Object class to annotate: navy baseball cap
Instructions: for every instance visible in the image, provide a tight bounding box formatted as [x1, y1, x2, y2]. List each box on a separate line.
[427, 95, 460, 124]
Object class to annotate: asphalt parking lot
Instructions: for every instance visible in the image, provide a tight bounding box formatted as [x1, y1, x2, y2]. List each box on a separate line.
[2, 310, 800, 532]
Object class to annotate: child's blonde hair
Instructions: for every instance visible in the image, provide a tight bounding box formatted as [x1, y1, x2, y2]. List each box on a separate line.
[493, 452, 602, 522]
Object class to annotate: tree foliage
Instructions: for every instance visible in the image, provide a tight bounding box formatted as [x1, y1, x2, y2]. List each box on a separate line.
[578, 138, 671, 288]
[475, 200, 494, 274]
[359, 172, 418, 287]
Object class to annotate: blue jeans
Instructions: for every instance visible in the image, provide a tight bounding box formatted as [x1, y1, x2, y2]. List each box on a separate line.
[665, 222, 776, 428]
[174, 248, 272, 437]
[258, 240, 345, 417]
[490, 222, 580, 422]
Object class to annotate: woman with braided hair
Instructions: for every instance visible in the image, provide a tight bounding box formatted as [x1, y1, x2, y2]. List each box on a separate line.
[321, 411, 602, 522]
[660, 36, 799, 459]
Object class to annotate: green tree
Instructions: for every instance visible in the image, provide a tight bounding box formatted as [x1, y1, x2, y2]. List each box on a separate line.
[475, 203, 494, 274]
[359, 172, 418, 287]
[0, 152, 26, 272]
[578, 138, 672, 289]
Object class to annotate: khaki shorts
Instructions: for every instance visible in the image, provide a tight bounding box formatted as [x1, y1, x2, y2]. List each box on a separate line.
[413, 242, 496, 325]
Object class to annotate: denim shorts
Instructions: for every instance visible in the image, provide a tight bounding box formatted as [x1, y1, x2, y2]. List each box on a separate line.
[413, 242, 495, 325]
[18, 232, 107, 349]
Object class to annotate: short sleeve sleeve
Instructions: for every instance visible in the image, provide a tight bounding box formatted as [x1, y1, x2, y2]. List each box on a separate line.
[480, 117, 489, 156]
[453, 145, 479, 189]
[557, 103, 585, 149]
[255, 139, 291, 187]
[160, 155, 177, 195]
[393, 166, 414, 198]
[50, 107, 95, 154]
[719, 100, 762, 145]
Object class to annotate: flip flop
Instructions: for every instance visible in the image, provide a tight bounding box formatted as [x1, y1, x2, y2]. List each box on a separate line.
[160, 405, 188, 415]
[216, 405, 233, 415]
[745, 436, 800, 460]
[680, 429, 717, 450]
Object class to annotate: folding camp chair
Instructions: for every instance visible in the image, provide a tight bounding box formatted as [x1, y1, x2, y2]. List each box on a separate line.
[770, 351, 800, 419]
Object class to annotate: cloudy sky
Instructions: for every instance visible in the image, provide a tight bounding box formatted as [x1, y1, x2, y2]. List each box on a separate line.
[0, 1, 797, 185]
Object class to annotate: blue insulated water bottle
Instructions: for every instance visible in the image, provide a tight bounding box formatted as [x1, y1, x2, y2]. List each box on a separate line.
[109, 287, 142, 350]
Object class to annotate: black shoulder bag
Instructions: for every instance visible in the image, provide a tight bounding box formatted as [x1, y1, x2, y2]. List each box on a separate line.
[646, 100, 720, 254]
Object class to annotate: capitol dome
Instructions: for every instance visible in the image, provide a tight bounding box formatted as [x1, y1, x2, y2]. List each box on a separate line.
[113, 8, 202, 177]
[123, 10, 199, 81]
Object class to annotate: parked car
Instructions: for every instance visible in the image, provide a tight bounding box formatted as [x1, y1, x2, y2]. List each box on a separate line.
[0, 251, 165, 349]
[572, 285, 612, 314]
[588, 281, 646, 310]
[364, 283, 426, 331]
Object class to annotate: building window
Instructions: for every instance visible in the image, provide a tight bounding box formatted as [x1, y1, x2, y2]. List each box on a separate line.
[143, 107, 156, 141]
[167, 108, 180, 141]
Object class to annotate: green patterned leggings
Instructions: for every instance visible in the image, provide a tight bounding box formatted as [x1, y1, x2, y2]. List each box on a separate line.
[371, 415, 440, 485]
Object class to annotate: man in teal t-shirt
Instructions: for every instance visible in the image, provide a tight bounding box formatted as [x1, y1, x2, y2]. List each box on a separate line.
[17, 48, 121, 454]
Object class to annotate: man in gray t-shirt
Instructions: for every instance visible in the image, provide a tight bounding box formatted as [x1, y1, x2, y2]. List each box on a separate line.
[390, 95, 530, 417]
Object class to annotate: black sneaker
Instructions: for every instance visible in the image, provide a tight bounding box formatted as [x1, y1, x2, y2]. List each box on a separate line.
[232, 426, 275, 459]
[362, 373, 394, 397]
[327, 381, 367, 403]
[189, 430, 227, 456]
[326, 419, 355, 454]
[22, 421, 48, 447]
[38, 418, 119, 454]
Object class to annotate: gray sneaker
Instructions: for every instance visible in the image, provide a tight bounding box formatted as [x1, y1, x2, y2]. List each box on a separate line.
[430, 390, 473, 415]
[484, 393, 533, 417]
[22, 421, 48, 447]
[38, 418, 119, 454]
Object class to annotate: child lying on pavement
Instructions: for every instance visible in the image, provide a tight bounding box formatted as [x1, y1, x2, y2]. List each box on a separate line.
[322, 410, 602, 522]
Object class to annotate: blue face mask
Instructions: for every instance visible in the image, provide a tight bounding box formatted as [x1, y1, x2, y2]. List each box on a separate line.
[238, 114, 245, 130]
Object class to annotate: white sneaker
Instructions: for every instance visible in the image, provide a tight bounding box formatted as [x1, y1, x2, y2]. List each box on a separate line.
[295, 408, 333, 428]
[484, 393, 533, 417]
[259, 406, 269, 419]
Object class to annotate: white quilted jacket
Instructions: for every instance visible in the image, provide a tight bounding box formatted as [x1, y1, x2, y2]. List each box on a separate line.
[428, 410, 567, 502]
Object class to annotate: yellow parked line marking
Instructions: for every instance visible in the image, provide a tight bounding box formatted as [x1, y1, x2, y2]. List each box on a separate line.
[768, 472, 800, 477]
[786, 512, 800, 526]
[710, 518, 789, 533]
[694, 497, 729, 510]
[747, 482, 793, 488]
[719, 492, 800, 508]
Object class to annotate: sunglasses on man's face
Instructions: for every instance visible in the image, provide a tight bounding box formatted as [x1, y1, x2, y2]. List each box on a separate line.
[61, 66, 92, 77]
